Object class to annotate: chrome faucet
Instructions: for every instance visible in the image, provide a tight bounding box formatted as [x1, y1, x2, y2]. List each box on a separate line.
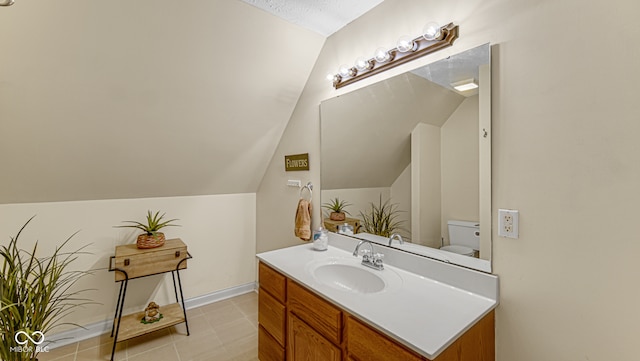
[388, 233, 404, 246]
[353, 240, 384, 270]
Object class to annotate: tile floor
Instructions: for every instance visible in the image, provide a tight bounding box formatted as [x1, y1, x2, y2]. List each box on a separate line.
[40, 292, 259, 361]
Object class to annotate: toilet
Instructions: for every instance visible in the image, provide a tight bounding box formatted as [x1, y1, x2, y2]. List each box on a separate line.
[440, 220, 479, 257]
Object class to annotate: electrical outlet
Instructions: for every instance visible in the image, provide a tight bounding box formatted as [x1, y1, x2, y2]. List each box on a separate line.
[498, 209, 519, 238]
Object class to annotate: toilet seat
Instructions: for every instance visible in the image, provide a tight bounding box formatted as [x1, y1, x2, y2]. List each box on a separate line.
[440, 245, 475, 256]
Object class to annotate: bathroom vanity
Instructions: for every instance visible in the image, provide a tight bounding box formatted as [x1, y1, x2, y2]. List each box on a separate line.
[256, 234, 498, 361]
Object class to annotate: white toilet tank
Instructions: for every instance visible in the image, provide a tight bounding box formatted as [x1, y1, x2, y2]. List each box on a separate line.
[447, 220, 480, 251]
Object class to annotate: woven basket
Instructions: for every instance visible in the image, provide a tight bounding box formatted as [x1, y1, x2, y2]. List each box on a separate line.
[136, 232, 166, 249]
[329, 212, 346, 221]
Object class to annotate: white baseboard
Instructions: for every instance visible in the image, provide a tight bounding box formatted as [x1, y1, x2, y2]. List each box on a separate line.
[46, 282, 258, 349]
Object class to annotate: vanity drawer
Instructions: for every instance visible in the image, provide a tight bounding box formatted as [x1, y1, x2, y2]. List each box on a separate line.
[259, 262, 286, 303]
[258, 288, 286, 346]
[346, 316, 423, 361]
[287, 280, 342, 345]
[258, 325, 285, 361]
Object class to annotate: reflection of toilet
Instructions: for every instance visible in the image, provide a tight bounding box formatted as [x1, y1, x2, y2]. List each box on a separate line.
[440, 220, 479, 257]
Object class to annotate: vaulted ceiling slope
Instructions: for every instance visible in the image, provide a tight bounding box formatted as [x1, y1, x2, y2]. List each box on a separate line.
[0, 0, 324, 204]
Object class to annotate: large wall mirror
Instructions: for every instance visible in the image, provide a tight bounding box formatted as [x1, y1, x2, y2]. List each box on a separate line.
[320, 43, 492, 272]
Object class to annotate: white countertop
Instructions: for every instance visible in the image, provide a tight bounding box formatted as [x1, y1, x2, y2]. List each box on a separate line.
[257, 240, 498, 359]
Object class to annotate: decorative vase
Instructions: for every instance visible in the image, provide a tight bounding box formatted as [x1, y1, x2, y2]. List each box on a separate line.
[330, 212, 346, 221]
[136, 232, 165, 249]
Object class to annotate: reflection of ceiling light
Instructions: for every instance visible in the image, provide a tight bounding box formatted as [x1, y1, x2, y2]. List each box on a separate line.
[451, 78, 478, 91]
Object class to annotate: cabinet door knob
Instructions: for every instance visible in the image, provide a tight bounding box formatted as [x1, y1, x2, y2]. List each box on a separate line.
[124, 258, 130, 266]
[175, 251, 181, 258]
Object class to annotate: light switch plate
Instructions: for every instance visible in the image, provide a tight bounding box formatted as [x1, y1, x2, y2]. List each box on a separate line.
[287, 179, 302, 187]
[498, 209, 519, 238]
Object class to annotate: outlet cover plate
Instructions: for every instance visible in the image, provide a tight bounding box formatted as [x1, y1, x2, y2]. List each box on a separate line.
[498, 209, 519, 238]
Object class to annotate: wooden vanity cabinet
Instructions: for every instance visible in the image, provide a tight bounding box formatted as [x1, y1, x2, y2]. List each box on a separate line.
[258, 263, 287, 361]
[257, 261, 494, 361]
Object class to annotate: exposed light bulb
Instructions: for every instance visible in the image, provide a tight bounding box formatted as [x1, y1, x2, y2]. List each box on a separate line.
[355, 56, 373, 71]
[423, 22, 441, 41]
[338, 64, 353, 78]
[396, 35, 416, 53]
[326, 72, 335, 81]
[374, 47, 391, 63]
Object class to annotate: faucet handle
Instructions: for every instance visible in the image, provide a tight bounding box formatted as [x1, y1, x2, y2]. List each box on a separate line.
[372, 253, 384, 269]
[360, 249, 371, 261]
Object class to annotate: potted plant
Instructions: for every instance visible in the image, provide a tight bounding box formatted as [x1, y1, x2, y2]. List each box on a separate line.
[116, 210, 180, 249]
[0, 217, 93, 361]
[358, 195, 406, 237]
[322, 198, 352, 221]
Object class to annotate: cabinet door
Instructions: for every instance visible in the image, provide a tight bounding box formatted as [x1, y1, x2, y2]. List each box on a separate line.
[288, 314, 341, 361]
[346, 316, 423, 361]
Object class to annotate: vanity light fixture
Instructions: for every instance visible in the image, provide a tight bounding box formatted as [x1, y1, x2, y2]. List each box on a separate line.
[331, 22, 459, 89]
[451, 78, 479, 92]
[0, 0, 15, 6]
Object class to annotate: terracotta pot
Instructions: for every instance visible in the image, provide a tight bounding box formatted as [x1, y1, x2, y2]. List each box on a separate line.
[329, 212, 346, 221]
[136, 232, 165, 249]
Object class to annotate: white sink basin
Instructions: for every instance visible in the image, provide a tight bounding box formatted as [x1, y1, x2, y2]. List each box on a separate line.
[313, 263, 385, 293]
[307, 258, 402, 294]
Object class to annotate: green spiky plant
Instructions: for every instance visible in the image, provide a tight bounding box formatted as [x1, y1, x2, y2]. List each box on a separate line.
[115, 210, 179, 236]
[321, 198, 352, 215]
[358, 195, 406, 238]
[0, 217, 94, 361]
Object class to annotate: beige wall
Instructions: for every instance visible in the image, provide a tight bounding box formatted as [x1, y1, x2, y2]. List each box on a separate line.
[0, 0, 323, 203]
[441, 95, 479, 245]
[0, 194, 256, 330]
[390, 164, 411, 240]
[257, 0, 640, 359]
[411, 123, 441, 247]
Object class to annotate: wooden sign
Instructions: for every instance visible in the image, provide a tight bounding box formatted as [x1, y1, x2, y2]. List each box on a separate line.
[285, 153, 309, 171]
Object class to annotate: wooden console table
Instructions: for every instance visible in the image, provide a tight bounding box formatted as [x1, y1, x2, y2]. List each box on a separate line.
[108, 238, 191, 361]
[323, 217, 361, 234]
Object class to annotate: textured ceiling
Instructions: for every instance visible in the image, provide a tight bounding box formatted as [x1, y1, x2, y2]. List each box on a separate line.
[240, 0, 383, 36]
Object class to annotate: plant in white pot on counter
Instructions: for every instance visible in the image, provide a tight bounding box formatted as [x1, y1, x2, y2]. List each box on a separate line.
[116, 210, 180, 249]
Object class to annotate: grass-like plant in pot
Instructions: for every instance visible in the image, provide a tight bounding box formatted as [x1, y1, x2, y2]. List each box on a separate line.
[116, 210, 180, 249]
[358, 195, 405, 238]
[322, 198, 352, 221]
[0, 217, 93, 361]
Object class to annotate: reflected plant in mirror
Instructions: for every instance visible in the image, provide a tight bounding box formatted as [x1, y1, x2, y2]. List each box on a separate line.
[359, 195, 406, 238]
[320, 43, 492, 272]
[322, 197, 353, 221]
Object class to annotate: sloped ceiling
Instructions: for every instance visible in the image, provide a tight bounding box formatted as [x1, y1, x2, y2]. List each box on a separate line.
[0, 0, 325, 204]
